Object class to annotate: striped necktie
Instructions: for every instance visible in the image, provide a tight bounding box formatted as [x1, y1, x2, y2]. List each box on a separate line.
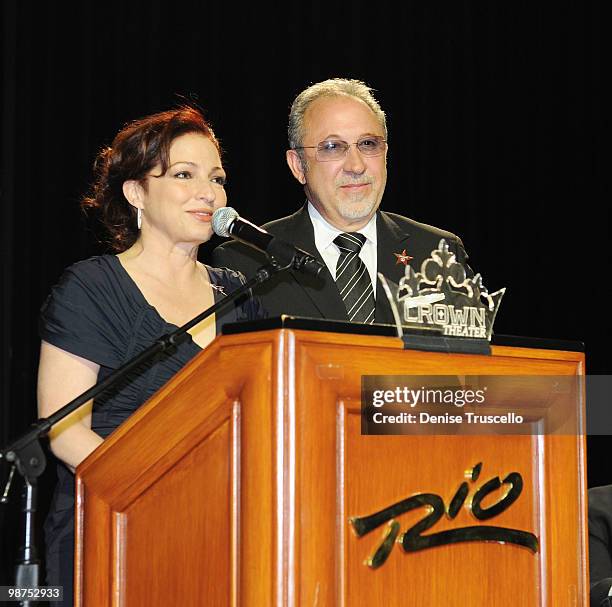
[333, 232, 376, 324]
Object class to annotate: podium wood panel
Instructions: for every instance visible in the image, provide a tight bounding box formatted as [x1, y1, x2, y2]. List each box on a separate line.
[75, 329, 586, 606]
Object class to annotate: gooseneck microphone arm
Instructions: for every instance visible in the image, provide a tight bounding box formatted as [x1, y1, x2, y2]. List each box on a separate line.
[212, 207, 324, 276]
[0, 257, 291, 594]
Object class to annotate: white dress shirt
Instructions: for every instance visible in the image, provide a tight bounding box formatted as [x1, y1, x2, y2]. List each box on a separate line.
[307, 202, 378, 296]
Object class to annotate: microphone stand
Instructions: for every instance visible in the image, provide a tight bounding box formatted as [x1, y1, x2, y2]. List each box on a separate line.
[0, 255, 307, 600]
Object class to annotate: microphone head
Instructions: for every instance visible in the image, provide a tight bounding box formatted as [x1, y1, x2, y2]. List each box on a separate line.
[212, 207, 239, 237]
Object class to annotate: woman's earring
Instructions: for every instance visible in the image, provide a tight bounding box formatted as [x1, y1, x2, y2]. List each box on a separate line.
[137, 208, 142, 230]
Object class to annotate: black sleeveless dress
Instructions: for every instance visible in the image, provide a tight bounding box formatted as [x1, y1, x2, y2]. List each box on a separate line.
[39, 255, 265, 605]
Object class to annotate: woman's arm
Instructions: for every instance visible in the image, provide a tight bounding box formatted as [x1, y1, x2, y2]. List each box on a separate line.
[37, 340, 104, 471]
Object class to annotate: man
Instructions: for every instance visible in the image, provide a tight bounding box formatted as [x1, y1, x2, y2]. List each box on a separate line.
[212, 78, 469, 324]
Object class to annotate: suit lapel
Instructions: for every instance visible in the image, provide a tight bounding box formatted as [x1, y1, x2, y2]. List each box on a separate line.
[279, 206, 348, 320]
[274, 207, 415, 324]
[375, 212, 411, 324]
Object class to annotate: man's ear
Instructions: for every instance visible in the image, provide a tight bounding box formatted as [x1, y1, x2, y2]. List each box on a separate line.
[286, 149, 307, 185]
[122, 180, 145, 210]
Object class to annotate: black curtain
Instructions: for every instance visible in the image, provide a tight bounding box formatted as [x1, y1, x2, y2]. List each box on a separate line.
[1, 1, 608, 584]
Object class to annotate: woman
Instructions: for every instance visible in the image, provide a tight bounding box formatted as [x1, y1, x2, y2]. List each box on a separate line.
[37, 106, 264, 603]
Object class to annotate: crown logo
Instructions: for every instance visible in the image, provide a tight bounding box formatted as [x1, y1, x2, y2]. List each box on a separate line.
[379, 239, 505, 341]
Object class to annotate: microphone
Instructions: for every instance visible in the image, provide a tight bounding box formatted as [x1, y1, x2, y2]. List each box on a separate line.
[212, 207, 324, 276]
[213, 207, 274, 253]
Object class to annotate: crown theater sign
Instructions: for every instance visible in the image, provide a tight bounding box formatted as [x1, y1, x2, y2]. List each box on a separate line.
[380, 239, 505, 342]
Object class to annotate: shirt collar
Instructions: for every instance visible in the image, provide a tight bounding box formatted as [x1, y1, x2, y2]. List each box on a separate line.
[307, 202, 377, 251]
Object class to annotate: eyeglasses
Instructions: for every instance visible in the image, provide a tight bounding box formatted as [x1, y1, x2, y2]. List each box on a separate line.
[293, 136, 387, 162]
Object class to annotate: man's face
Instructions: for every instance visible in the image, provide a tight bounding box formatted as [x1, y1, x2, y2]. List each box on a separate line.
[287, 95, 387, 231]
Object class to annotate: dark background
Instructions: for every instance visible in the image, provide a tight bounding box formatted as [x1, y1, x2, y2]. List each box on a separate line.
[1, 1, 609, 585]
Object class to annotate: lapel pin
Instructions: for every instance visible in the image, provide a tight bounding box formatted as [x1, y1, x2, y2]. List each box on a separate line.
[394, 249, 413, 266]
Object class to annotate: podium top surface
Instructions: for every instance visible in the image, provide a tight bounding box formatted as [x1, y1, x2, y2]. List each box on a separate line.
[222, 316, 584, 353]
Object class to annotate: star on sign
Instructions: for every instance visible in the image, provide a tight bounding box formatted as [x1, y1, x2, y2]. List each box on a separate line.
[394, 249, 413, 265]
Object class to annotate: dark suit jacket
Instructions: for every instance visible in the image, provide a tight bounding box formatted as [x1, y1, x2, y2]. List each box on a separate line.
[589, 485, 612, 605]
[211, 205, 470, 324]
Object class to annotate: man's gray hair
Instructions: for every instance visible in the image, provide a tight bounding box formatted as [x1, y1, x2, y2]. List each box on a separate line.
[288, 78, 387, 154]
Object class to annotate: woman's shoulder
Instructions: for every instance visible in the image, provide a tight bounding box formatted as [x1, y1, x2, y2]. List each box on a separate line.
[47, 255, 136, 310]
[60, 254, 121, 283]
[39, 255, 132, 367]
[205, 265, 248, 291]
[204, 264, 267, 321]
[54, 254, 143, 303]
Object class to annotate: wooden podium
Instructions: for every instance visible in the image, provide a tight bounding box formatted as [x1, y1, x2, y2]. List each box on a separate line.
[75, 326, 587, 606]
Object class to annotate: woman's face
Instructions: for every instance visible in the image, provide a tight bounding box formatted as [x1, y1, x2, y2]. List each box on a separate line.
[135, 132, 227, 247]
